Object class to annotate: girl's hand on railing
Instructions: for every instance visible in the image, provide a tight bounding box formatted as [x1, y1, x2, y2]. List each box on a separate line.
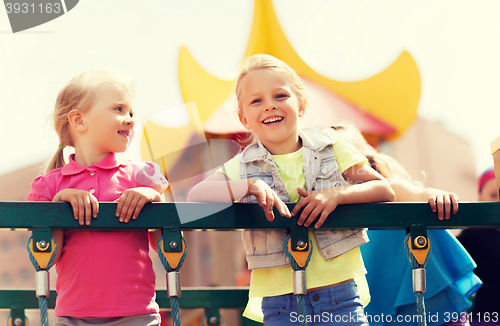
[115, 187, 162, 223]
[53, 189, 99, 226]
[292, 187, 341, 228]
[247, 179, 291, 221]
[428, 192, 459, 220]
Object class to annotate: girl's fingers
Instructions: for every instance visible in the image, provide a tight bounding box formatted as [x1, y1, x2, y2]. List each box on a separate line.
[60, 190, 99, 225]
[315, 202, 338, 228]
[292, 188, 310, 217]
[124, 196, 141, 223]
[253, 189, 267, 208]
[264, 190, 275, 221]
[291, 198, 307, 217]
[429, 193, 459, 220]
[277, 199, 291, 217]
[270, 192, 288, 217]
[115, 192, 126, 218]
[258, 191, 268, 208]
[315, 211, 330, 229]
[249, 180, 267, 207]
[70, 197, 79, 221]
[292, 200, 306, 223]
[304, 206, 322, 228]
[297, 187, 309, 197]
[264, 210, 274, 222]
[437, 196, 444, 220]
[452, 195, 459, 214]
[91, 195, 99, 218]
[84, 195, 92, 226]
[428, 196, 437, 212]
[118, 193, 132, 222]
[444, 196, 452, 220]
[77, 196, 85, 225]
[297, 202, 314, 226]
[132, 198, 148, 220]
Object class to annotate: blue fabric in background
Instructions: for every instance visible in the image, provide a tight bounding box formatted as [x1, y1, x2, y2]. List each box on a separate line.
[362, 229, 482, 326]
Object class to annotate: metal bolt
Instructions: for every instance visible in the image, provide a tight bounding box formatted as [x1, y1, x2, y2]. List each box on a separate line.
[297, 240, 306, 249]
[169, 241, 178, 250]
[36, 240, 49, 251]
[209, 316, 219, 325]
[414, 236, 427, 248]
[14, 318, 23, 326]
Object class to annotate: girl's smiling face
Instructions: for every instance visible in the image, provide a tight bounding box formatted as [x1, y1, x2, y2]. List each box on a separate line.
[238, 69, 305, 155]
[81, 83, 135, 155]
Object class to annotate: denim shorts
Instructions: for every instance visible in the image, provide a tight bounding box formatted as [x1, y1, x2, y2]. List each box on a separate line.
[262, 280, 368, 326]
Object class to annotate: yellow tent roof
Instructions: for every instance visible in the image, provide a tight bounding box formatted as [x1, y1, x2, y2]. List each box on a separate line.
[178, 0, 421, 138]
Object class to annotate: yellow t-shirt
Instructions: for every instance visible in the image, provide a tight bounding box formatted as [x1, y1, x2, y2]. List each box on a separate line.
[217, 137, 370, 322]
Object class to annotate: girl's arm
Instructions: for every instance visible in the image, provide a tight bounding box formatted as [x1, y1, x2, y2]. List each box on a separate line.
[388, 178, 459, 220]
[292, 163, 395, 228]
[187, 172, 290, 222]
[341, 162, 396, 203]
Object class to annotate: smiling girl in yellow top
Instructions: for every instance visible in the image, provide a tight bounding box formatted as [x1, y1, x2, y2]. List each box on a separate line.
[187, 54, 395, 325]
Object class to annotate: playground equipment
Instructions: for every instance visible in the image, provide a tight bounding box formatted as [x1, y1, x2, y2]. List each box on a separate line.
[2, 200, 500, 326]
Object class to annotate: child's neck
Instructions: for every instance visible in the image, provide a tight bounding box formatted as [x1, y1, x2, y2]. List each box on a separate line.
[264, 137, 302, 155]
[73, 147, 112, 167]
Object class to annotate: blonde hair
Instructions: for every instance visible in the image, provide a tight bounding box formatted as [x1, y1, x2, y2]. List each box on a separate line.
[45, 68, 136, 173]
[326, 123, 417, 183]
[235, 54, 308, 114]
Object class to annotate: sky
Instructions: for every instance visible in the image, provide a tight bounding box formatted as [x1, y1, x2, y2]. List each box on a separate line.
[1, 0, 499, 177]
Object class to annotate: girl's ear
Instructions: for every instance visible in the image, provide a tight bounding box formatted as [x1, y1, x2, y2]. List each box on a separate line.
[238, 111, 251, 130]
[68, 109, 86, 132]
[299, 105, 306, 117]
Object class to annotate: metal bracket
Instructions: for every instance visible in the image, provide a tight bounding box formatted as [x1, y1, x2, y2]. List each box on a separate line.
[162, 227, 182, 252]
[9, 308, 26, 326]
[32, 226, 52, 253]
[204, 308, 221, 326]
[410, 224, 428, 250]
[290, 226, 309, 252]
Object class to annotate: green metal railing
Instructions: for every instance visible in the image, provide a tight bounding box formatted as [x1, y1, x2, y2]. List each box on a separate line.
[1, 201, 500, 325]
[3, 201, 500, 229]
[0, 289, 255, 326]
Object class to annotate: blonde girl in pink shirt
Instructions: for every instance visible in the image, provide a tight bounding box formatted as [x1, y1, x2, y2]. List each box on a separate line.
[26, 69, 168, 326]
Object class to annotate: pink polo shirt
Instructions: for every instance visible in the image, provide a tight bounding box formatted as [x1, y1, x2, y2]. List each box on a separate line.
[26, 153, 168, 317]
